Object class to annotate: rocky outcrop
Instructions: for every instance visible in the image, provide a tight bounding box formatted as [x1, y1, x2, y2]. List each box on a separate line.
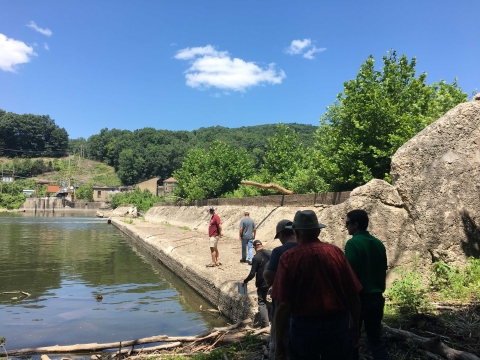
[319, 180, 428, 278]
[391, 98, 480, 264]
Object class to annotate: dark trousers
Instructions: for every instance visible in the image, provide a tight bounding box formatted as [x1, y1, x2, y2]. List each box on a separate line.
[353, 293, 390, 360]
[257, 287, 270, 328]
[289, 312, 352, 360]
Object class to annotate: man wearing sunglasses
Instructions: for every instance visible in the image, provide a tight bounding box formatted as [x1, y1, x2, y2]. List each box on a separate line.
[345, 209, 390, 360]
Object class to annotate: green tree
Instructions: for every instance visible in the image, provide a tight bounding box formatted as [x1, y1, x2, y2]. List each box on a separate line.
[314, 50, 468, 191]
[173, 140, 254, 201]
[76, 183, 94, 201]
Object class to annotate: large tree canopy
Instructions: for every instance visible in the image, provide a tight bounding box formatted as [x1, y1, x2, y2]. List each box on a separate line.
[79, 124, 315, 185]
[312, 51, 468, 191]
[0, 110, 69, 157]
[173, 140, 255, 201]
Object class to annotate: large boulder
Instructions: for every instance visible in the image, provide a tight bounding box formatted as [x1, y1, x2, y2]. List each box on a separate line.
[391, 98, 480, 264]
[319, 179, 429, 280]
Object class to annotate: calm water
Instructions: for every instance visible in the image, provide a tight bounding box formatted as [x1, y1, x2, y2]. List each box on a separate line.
[0, 212, 227, 350]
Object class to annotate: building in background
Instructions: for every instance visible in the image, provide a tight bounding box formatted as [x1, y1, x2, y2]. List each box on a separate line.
[92, 186, 119, 202]
[136, 178, 160, 196]
[163, 177, 177, 194]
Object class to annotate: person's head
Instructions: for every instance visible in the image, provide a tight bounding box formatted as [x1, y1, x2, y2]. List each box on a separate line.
[209, 206, 216, 215]
[252, 239, 263, 252]
[244, 210, 250, 217]
[274, 219, 295, 244]
[286, 210, 326, 243]
[346, 209, 369, 235]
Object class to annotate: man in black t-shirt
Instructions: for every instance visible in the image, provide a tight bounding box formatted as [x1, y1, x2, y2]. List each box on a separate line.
[241, 240, 271, 328]
[263, 219, 296, 360]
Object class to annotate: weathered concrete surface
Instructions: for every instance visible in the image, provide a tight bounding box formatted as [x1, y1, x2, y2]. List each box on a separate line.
[110, 218, 258, 323]
[391, 99, 480, 264]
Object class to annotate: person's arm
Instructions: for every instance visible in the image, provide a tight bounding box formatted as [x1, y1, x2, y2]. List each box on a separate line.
[274, 301, 292, 360]
[239, 226, 243, 240]
[243, 256, 258, 283]
[263, 269, 276, 287]
[345, 241, 359, 275]
[218, 222, 223, 237]
[346, 293, 361, 347]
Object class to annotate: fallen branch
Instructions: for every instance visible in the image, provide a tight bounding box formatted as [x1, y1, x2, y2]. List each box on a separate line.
[1, 291, 31, 298]
[6, 319, 253, 357]
[241, 181, 294, 195]
[384, 324, 480, 360]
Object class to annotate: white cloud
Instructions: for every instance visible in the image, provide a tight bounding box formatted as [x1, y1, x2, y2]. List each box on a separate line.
[285, 39, 311, 55]
[175, 45, 286, 92]
[303, 46, 326, 59]
[175, 45, 228, 60]
[285, 38, 326, 60]
[170, 42, 177, 46]
[0, 33, 37, 72]
[26, 21, 52, 37]
[44, 43, 49, 50]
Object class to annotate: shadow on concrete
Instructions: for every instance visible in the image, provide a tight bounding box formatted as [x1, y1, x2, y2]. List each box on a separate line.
[461, 210, 480, 258]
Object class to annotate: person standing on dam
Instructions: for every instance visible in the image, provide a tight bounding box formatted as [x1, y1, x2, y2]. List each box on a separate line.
[241, 240, 271, 328]
[239, 210, 256, 265]
[207, 206, 223, 267]
[345, 209, 390, 360]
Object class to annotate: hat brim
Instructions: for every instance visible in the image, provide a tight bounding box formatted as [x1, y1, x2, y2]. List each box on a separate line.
[285, 223, 327, 229]
[274, 232, 280, 239]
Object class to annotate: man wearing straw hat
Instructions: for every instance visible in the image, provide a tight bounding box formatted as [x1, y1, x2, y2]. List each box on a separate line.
[271, 210, 362, 360]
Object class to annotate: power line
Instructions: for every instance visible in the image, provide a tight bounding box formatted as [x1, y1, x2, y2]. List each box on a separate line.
[0, 147, 69, 155]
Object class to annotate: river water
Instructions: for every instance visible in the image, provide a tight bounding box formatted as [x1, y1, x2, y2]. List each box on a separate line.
[0, 212, 227, 351]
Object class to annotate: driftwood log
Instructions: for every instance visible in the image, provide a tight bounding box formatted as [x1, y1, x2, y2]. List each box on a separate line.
[384, 324, 480, 360]
[241, 180, 294, 195]
[0, 291, 31, 298]
[5, 319, 257, 357]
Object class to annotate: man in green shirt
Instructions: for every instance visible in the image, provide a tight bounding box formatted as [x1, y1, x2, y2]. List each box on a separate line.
[345, 209, 390, 360]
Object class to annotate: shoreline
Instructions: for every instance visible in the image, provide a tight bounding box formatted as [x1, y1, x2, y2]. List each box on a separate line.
[109, 217, 257, 323]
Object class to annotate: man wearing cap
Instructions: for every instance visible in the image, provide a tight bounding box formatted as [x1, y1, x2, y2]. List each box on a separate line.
[345, 209, 390, 360]
[241, 240, 271, 328]
[239, 210, 256, 265]
[263, 219, 297, 360]
[271, 210, 362, 360]
[207, 206, 223, 267]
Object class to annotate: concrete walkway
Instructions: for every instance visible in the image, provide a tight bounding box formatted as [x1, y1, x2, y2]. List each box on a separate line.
[110, 217, 259, 323]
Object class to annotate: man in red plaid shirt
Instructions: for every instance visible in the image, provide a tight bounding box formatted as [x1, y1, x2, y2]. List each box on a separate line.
[271, 210, 362, 360]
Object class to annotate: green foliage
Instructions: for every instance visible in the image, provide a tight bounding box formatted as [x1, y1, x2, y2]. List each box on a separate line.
[173, 140, 255, 201]
[430, 258, 480, 300]
[76, 183, 94, 201]
[228, 124, 329, 198]
[110, 188, 165, 212]
[0, 179, 44, 209]
[313, 50, 468, 191]
[0, 109, 69, 157]
[385, 265, 430, 317]
[78, 124, 315, 186]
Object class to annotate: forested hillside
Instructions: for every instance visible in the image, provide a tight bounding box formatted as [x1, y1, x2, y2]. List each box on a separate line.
[68, 123, 317, 185]
[0, 110, 68, 157]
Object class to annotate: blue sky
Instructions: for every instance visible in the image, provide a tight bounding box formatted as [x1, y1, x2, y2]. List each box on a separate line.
[1, 1, 479, 139]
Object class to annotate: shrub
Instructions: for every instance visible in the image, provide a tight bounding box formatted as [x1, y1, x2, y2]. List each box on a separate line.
[385, 266, 430, 316]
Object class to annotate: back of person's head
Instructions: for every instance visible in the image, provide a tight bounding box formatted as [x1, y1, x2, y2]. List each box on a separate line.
[282, 228, 295, 237]
[294, 228, 321, 242]
[347, 209, 369, 230]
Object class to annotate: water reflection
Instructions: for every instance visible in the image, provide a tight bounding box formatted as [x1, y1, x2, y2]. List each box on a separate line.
[0, 213, 226, 350]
